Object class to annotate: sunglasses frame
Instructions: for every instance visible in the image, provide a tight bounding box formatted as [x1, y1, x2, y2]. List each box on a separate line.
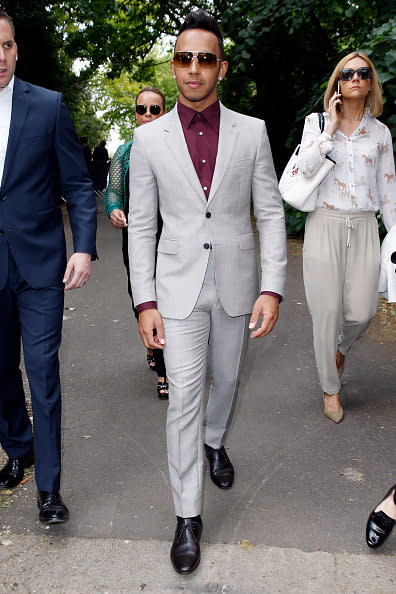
[173, 51, 222, 70]
[339, 67, 372, 82]
[135, 104, 162, 116]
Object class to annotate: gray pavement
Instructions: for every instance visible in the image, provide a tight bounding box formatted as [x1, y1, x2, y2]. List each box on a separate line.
[0, 203, 395, 593]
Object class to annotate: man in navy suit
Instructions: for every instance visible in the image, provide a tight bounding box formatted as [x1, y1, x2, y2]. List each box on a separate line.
[0, 10, 97, 523]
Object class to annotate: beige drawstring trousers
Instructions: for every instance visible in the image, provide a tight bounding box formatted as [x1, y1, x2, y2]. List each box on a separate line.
[303, 208, 380, 395]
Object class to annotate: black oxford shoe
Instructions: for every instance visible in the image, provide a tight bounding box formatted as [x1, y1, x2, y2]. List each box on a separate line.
[170, 515, 202, 574]
[37, 490, 69, 524]
[0, 448, 34, 489]
[204, 444, 234, 489]
[366, 485, 396, 548]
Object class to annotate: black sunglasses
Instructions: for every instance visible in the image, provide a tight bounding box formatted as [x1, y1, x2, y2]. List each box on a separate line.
[136, 104, 162, 116]
[173, 51, 221, 70]
[339, 67, 372, 81]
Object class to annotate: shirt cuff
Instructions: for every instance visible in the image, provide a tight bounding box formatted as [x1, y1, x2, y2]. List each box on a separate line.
[136, 301, 157, 313]
[261, 291, 282, 303]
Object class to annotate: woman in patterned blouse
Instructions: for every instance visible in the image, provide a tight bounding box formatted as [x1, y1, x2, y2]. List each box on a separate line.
[298, 52, 396, 423]
[104, 87, 169, 399]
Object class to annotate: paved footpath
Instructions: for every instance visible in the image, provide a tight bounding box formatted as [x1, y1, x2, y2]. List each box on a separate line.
[1, 203, 395, 593]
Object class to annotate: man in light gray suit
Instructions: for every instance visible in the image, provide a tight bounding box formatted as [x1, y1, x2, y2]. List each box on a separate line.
[129, 10, 287, 574]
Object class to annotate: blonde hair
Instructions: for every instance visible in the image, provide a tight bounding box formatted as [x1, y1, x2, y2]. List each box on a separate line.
[324, 51, 383, 117]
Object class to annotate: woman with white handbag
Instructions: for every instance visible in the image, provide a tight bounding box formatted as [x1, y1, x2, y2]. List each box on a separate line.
[297, 52, 396, 423]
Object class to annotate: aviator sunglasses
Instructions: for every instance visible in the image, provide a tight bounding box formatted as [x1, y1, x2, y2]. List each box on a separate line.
[136, 104, 162, 116]
[339, 67, 372, 81]
[173, 51, 222, 70]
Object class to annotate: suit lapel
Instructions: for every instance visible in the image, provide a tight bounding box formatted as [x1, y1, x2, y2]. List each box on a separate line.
[1, 78, 30, 190]
[208, 104, 238, 204]
[162, 106, 207, 202]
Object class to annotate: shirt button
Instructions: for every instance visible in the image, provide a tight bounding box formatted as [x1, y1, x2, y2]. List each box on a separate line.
[203, 186, 207, 191]
[199, 131, 203, 136]
[204, 243, 210, 249]
[206, 212, 211, 218]
[202, 159, 206, 163]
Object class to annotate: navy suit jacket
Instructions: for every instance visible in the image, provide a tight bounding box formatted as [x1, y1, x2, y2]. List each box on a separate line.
[0, 77, 97, 289]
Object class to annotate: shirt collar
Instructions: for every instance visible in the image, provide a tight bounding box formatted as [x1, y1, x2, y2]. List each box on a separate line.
[177, 98, 220, 129]
[0, 75, 14, 97]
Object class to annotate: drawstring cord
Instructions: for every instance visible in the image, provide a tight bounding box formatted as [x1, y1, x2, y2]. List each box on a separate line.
[346, 216, 353, 247]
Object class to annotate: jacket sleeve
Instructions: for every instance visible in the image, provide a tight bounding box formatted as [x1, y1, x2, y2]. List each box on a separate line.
[104, 144, 126, 218]
[377, 125, 396, 232]
[54, 94, 98, 258]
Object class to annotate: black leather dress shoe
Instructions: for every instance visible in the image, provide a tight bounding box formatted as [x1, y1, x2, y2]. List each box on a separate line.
[0, 448, 34, 489]
[204, 444, 234, 489]
[366, 485, 396, 548]
[37, 490, 69, 524]
[170, 515, 202, 574]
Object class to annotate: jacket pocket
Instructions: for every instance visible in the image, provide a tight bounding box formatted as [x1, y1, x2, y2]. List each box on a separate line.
[158, 238, 178, 255]
[239, 233, 255, 250]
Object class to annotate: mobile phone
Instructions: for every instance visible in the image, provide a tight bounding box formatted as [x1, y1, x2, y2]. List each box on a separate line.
[336, 80, 342, 111]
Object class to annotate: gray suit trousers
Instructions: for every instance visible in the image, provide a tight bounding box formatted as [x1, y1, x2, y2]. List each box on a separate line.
[163, 253, 250, 517]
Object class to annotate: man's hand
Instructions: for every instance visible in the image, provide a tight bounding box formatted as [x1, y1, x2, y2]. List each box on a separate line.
[249, 294, 279, 338]
[63, 252, 92, 290]
[138, 309, 165, 350]
[110, 209, 127, 228]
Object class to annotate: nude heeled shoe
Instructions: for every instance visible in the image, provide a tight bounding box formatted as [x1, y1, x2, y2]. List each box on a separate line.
[323, 392, 344, 423]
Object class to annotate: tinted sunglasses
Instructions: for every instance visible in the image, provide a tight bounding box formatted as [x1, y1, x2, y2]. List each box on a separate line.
[173, 51, 221, 70]
[136, 104, 162, 116]
[339, 67, 372, 81]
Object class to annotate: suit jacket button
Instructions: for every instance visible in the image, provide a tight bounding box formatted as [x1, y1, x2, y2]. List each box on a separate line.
[0, 195, 6, 201]
[206, 212, 211, 218]
[0, 230, 4, 235]
[203, 243, 210, 249]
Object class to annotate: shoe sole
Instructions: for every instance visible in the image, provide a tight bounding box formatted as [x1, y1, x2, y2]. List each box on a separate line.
[39, 516, 69, 525]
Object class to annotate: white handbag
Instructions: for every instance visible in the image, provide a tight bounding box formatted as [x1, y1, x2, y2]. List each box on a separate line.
[279, 113, 336, 212]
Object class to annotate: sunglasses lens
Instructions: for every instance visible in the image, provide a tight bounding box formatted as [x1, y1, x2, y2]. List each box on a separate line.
[173, 52, 193, 68]
[150, 105, 161, 115]
[197, 52, 218, 69]
[340, 69, 354, 81]
[358, 67, 371, 79]
[136, 105, 146, 115]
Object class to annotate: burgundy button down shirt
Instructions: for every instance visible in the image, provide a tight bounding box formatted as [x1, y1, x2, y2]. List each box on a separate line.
[178, 99, 220, 200]
[136, 99, 280, 312]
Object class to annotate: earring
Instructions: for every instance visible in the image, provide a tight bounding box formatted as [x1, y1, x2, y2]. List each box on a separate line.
[218, 77, 222, 81]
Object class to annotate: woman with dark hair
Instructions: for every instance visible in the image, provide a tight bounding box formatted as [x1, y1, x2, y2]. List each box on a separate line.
[104, 87, 168, 399]
[298, 51, 396, 422]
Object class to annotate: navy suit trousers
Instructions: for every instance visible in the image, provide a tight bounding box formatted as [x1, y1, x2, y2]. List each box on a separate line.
[0, 246, 64, 491]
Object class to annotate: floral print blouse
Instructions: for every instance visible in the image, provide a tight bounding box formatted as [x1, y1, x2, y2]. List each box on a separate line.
[297, 110, 396, 231]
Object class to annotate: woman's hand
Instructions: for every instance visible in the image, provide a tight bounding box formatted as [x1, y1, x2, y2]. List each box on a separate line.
[326, 90, 342, 137]
[110, 208, 127, 228]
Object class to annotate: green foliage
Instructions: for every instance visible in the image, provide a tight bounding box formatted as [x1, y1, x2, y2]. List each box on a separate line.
[363, 17, 396, 157]
[4, 0, 396, 235]
[283, 204, 307, 237]
[89, 52, 178, 142]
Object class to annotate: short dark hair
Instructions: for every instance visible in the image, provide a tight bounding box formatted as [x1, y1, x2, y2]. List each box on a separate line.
[136, 86, 166, 111]
[0, 9, 15, 37]
[177, 10, 224, 60]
